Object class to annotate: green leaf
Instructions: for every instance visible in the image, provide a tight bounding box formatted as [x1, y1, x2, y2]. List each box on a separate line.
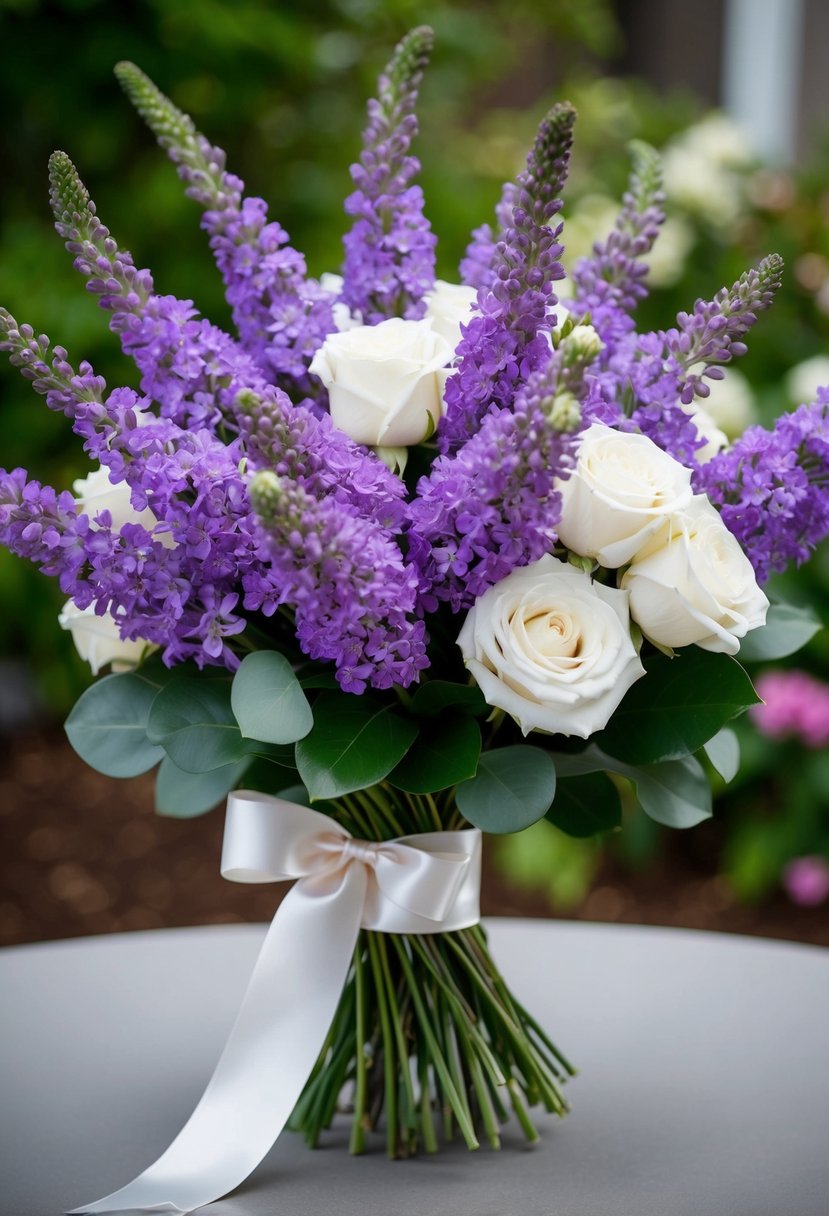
[546, 772, 622, 838]
[147, 677, 265, 773]
[231, 651, 313, 745]
[409, 680, 488, 718]
[737, 601, 823, 662]
[155, 756, 250, 818]
[703, 727, 740, 783]
[389, 715, 481, 793]
[550, 744, 712, 829]
[65, 673, 164, 778]
[295, 693, 419, 800]
[593, 649, 760, 765]
[627, 755, 712, 828]
[455, 746, 556, 834]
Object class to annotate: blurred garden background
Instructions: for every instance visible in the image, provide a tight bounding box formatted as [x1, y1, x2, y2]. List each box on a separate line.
[2, 0, 829, 947]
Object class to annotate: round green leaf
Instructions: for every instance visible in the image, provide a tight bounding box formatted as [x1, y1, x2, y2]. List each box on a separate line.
[455, 746, 556, 834]
[737, 601, 823, 662]
[594, 649, 760, 766]
[295, 693, 419, 800]
[389, 715, 481, 793]
[147, 677, 258, 772]
[65, 673, 164, 778]
[155, 755, 250, 818]
[703, 728, 740, 783]
[626, 755, 712, 828]
[546, 772, 621, 838]
[231, 651, 313, 744]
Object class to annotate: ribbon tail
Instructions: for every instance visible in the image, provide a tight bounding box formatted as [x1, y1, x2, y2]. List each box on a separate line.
[68, 865, 368, 1215]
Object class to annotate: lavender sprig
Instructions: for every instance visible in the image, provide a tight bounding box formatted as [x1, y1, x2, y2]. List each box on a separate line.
[459, 182, 518, 291]
[439, 102, 575, 454]
[569, 140, 665, 349]
[697, 393, 829, 582]
[248, 471, 428, 692]
[408, 352, 581, 611]
[341, 26, 437, 323]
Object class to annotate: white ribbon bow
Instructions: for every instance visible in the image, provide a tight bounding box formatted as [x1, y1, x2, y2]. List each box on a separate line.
[70, 791, 482, 1215]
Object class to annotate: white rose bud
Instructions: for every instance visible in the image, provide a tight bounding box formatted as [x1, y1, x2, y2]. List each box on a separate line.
[621, 496, 769, 654]
[58, 601, 157, 675]
[309, 317, 454, 447]
[556, 424, 694, 567]
[457, 554, 645, 739]
[422, 280, 478, 350]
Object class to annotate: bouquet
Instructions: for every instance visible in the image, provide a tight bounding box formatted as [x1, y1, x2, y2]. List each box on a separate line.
[2, 26, 828, 1216]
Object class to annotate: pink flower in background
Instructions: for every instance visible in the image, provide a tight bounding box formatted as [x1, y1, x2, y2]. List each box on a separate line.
[750, 669, 829, 748]
[783, 856, 829, 906]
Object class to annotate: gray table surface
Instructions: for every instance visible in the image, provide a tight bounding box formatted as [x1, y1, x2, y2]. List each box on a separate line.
[1, 919, 828, 1216]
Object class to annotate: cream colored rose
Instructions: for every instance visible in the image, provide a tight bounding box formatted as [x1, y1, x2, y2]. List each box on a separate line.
[73, 466, 158, 533]
[556, 424, 694, 567]
[73, 465, 174, 547]
[457, 555, 645, 739]
[58, 601, 157, 675]
[621, 496, 769, 654]
[423, 280, 478, 350]
[309, 317, 454, 447]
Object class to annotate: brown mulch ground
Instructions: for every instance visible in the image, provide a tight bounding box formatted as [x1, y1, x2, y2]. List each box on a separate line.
[1, 727, 828, 949]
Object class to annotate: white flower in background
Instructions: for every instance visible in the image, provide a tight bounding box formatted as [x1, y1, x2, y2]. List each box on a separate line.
[309, 317, 453, 447]
[662, 115, 751, 233]
[682, 402, 728, 464]
[457, 554, 645, 739]
[555, 424, 694, 567]
[641, 215, 694, 288]
[695, 366, 756, 437]
[785, 355, 829, 407]
[319, 272, 360, 331]
[58, 601, 157, 675]
[423, 280, 478, 351]
[621, 496, 769, 655]
[683, 114, 752, 168]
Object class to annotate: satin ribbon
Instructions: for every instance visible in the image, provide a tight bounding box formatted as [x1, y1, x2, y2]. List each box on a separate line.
[70, 791, 482, 1215]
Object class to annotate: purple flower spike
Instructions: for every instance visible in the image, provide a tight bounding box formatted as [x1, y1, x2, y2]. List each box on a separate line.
[114, 62, 336, 396]
[341, 26, 437, 324]
[439, 102, 575, 455]
[248, 471, 428, 692]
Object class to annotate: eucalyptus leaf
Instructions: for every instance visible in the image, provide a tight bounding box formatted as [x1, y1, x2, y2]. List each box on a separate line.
[231, 651, 313, 744]
[550, 744, 712, 829]
[389, 715, 481, 794]
[703, 728, 740, 783]
[737, 601, 823, 662]
[546, 772, 622, 838]
[409, 681, 488, 718]
[455, 746, 556, 833]
[295, 693, 419, 800]
[593, 649, 759, 765]
[147, 677, 263, 773]
[65, 673, 164, 778]
[155, 755, 250, 817]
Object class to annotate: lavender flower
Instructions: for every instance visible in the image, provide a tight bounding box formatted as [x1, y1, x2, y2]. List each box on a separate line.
[439, 103, 574, 454]
[114, 61, 335, 392]
[568, 140, 665, 351]
[697, 392, 829, 581]
[341, 26, 436, 324]
[408, 353, 581, 611]
[460, 182, 518, 291]
[248, 471, 427, 692]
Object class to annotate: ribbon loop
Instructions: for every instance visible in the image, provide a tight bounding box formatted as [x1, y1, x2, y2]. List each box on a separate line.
[71, 792, 481, 1215]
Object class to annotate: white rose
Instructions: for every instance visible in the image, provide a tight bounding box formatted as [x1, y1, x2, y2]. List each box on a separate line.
[556, 424, 694, 567]
[621, 496, 769, 654]
[423, 280, 478, 350]
[58, 601, 157, 675]
[457, 555, 645, 739]
[73, 465, 174, 547]
[685, 404, 728, 463]
[309, 317, 454, 447]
